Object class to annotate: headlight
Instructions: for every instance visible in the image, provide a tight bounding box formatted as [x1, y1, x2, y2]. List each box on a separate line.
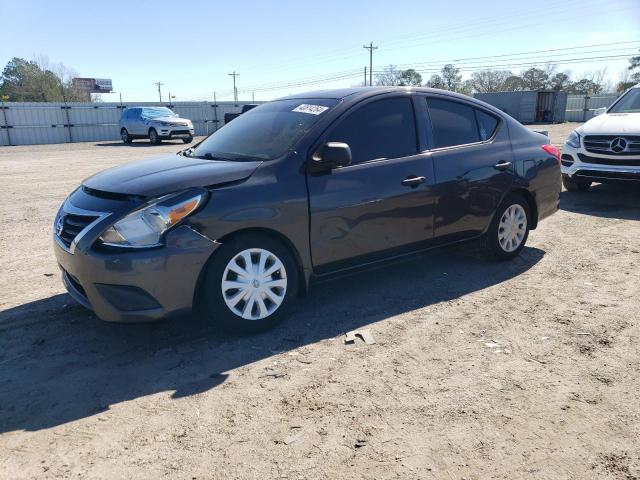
[99, 189, 207, 248]
[565, 130, 581, 149]
[158, 121, 171, 126]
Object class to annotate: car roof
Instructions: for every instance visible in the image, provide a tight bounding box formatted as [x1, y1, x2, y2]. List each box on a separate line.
[277, 86, 485, 103]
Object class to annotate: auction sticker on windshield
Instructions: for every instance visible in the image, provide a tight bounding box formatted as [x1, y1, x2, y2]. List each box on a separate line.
[292, 104, 329, 115]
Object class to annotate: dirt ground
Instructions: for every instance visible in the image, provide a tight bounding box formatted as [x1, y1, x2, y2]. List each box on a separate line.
[1, 125, 639, 480]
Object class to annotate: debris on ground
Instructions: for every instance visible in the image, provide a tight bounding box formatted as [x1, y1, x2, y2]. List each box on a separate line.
[344, 329, 376, 345]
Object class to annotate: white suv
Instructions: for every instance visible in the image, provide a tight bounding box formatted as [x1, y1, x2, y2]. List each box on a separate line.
[561, 86, 640, 191]
[119, 107, 195, 145]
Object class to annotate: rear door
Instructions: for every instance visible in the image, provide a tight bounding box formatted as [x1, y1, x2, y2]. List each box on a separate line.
[128, 108, 144, 135]
[307, 95, 436, 273]
[421, 96, 515, 244]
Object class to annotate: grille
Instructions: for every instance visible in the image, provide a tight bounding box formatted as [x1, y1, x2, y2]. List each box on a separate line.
[583, 135, 640, 156]
[57, 213, 99, 248]
[64, 270, 87, 298]
[577, 153, 640, 166]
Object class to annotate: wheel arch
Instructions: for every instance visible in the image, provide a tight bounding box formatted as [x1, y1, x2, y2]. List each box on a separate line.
[192, 227, 308, 311]
[509, 188, 538, 230]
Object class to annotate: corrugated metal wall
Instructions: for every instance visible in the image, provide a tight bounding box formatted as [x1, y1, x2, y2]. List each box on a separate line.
[565, 94, 619, 122]
[474, 91, 567, 123]
[0, 101, 260, 146]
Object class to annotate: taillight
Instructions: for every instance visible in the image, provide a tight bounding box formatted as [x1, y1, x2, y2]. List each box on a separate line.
[542, 144, 561, 164]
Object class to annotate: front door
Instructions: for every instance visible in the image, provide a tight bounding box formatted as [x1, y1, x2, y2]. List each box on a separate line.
[307, 95, 436, 273]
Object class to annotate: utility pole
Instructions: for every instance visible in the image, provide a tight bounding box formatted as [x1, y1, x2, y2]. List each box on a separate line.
[364, 66, 367, 87]
[363, 42, 378, 87]
[155, 81, 164, 103]
[228, 71, 240, 104]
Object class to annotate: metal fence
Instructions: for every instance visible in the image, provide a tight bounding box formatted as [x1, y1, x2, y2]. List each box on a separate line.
[0, 101, 260, 146]
[565, 94, 619, 122]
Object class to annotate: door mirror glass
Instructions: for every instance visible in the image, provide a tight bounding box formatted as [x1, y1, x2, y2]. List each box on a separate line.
[311, 142, 352, 171]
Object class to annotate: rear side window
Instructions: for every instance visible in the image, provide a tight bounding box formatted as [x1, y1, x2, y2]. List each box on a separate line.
[475, 109, 499, 141]
[327, 97, 417, 165]
[426, 98, 499, 148]
[427, 98, 479, 148]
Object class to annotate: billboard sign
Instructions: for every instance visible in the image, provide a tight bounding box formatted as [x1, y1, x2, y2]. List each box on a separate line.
[72, 78, 113, 93]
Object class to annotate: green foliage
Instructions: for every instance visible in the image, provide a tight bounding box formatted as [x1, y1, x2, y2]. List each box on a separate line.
[0, 57, 88, 102]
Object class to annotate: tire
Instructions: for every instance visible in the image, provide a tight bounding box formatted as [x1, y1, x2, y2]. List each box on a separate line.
[121, 128, 132, 144]
[182, 135, 193, 144]
[483, 193, 530, 261]
[149, 128, 161, 145]
[200, 234, 298, 334]
[562, 174, 591, 192]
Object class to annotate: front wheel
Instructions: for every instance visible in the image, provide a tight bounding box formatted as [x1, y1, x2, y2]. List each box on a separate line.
[201, 234, 298, 333]
[562, 174, 591, 192]
[483, 194, 530, 260]
[121, 128, 132, 144]
[149, 128, 161, 145]
[182, 135, 193, 144]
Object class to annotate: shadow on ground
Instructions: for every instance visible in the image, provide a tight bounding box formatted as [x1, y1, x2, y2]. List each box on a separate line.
[560, 182, 640, 220]
[94, 140, 189, 147]
[0, 246, 544, 433]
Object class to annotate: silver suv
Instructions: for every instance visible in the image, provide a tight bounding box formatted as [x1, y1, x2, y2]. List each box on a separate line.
[119, 107, 194, 145]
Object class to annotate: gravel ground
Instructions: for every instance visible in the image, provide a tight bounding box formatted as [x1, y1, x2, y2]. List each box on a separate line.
[1, 125, 639, 479]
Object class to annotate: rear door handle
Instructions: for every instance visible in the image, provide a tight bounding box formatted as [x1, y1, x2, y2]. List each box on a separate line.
[402, 175, 426, 187]
[494, 161, 512, 171]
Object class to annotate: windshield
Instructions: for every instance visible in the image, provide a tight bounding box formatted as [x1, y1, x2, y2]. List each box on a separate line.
[142, 107, 178, 118]
[609, 88, 640, 114]
[192, 98, 338, 161]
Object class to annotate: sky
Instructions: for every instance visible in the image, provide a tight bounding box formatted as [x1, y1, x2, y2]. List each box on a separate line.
[1, 0, 639, 102]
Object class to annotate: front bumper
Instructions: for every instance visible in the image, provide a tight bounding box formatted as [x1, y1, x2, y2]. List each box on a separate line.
[561, 145, 640, 182]
[54, 224, 219, 323]
[157, 125, 194, 139]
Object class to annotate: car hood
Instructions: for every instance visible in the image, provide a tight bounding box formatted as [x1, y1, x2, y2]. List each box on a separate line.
[147, 116, 191, 125]
[580, 112, 640, 135]
[83, 154, 262, 197]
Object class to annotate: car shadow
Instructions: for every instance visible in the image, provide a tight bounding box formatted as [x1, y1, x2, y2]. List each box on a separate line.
[560, 183, 640, 221]
[94, 141, 188, 147]
[0, 246, 544, 433]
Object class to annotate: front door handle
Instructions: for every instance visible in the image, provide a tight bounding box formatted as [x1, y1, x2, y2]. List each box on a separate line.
[494, 161, 512, 171]
[402, 175, 426, 187]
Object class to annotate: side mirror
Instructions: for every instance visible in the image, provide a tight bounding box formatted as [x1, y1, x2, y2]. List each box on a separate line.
[593, 107, 607, 116]
[310, 142, 352, 172]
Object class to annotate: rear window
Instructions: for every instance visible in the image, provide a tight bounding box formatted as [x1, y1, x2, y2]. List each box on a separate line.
[326, 97, 417, 165]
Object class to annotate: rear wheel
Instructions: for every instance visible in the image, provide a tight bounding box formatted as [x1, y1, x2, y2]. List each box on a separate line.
[121, 128, 132, 143]
[483, 193, 530, 260]
[562, 174, 591, 192]
[201, 234, 298, 333]
[149, 128, 161, 145]
[182, 135, 193, 144]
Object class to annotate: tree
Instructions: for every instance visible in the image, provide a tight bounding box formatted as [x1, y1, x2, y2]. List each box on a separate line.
[0, 56, 88, 102]
[441, 64, 463, 92]
[425, 74, 445, 89]
[469, 70, 513, 93]
[568, 78, 599, 95]
[374, 65, 404, 86]
[503, 75, 526, 91]
[399, 69, 422, 86]
[549, 72, 572, 91]
[519, 68, 549, 90]
[617, 49, 640, 91]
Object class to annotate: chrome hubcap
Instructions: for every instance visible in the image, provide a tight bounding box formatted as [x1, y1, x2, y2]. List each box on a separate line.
[221, 248, 287, 320]
[498, 204, 527, 253]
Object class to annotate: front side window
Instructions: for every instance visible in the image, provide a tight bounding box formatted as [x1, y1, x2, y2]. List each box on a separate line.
[192, 98, 338, 161]
[608, 88, 640, 113]
[326, 97, 418, 165]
